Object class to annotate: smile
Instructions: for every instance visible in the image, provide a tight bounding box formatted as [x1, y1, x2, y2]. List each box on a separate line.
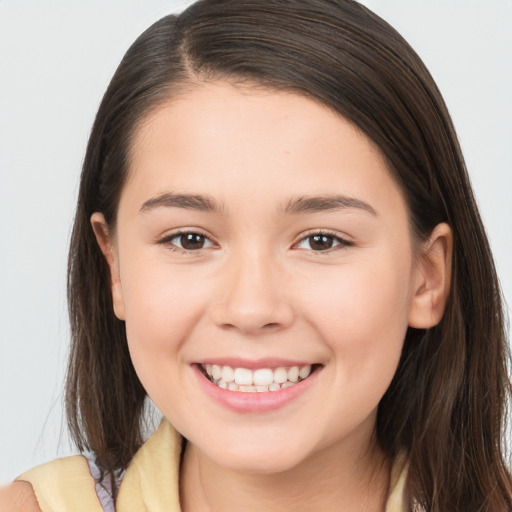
[201, 363, 313, 392]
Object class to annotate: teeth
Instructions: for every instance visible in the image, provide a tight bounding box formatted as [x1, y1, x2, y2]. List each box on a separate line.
[273, 367, 288, 384]
[202, 364, 314, 393]
[221, 366, 235, 383]
[212, 365, 222, 380]
[234, 368, 253, 386]
[299, 365, 311, 379]
[239, 385, 257, 392]
[287, 366, 299, 383]
[253, 368, 273, 386]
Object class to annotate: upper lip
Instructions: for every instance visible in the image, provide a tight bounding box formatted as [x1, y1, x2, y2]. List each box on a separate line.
[196, 358, 318, 370]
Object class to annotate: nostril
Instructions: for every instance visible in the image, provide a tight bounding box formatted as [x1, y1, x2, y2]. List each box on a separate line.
[211, 303, 293, 334]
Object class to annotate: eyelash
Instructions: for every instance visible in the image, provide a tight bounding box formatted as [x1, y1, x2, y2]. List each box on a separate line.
[158, 229, 216, 254]
[157, 229, 353, 254]
[293, 230, 354, 253]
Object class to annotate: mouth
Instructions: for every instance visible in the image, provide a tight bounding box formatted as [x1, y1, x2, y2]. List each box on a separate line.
[199, 363, 318, 393]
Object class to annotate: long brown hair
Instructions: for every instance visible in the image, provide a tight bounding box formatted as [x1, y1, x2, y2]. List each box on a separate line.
[66, 1, 512, 509]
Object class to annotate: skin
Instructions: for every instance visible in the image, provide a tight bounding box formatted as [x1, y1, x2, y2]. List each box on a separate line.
[0, 482, 41, 511]
[0, 81, 451, 511]
[94, 82, 452, 511]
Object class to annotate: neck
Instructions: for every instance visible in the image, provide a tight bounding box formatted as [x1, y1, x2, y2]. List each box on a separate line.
[179, 432, 391, 512]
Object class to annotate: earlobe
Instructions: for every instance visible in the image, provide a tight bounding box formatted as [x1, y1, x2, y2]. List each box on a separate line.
[408, 223, 453, 329]
[90, 212, 126, 320]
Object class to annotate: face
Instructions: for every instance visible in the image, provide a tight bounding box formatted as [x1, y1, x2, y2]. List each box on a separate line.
[94, 81, 443, 474]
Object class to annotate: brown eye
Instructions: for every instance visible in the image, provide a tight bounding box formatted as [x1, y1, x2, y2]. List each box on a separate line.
[164, 232, 214, 251]
[308, 235, 335, 251]
[295, 232, 352, 252]
[180, 233, 206, 250]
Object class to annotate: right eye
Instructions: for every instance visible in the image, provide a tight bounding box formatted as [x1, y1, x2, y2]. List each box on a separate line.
[161, 231, 215, 252]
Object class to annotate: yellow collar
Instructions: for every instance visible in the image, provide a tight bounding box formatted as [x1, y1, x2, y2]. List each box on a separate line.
[118, 419, 407, 511]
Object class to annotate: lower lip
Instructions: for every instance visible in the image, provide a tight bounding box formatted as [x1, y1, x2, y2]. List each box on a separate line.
[193, 364, 320, 413]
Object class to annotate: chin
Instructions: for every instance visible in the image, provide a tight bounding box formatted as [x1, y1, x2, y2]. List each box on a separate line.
[215, 451, 308, 475]
[199, 433, 317, 475]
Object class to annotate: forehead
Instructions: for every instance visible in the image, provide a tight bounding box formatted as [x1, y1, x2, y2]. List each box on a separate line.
[122, 81, 405, 218]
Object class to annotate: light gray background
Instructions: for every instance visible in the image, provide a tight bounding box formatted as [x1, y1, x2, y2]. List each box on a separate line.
[1, 1, 510, 482]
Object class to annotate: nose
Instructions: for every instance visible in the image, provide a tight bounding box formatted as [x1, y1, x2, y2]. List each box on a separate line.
[210, 249, 294, 335]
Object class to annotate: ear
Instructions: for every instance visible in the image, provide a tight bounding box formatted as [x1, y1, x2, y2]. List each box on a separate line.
[90, 212, 126, 320]
[408, 223, 453, 329]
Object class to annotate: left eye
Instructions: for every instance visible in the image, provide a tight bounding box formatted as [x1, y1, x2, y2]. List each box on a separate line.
[296, 234, 349, 251]
[167, 232, 214, 251]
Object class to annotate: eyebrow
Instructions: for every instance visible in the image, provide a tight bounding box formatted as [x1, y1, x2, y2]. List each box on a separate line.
[283, 195, 377, 216]
[139, 192, 377, 216]
[140, 193, 221, 213]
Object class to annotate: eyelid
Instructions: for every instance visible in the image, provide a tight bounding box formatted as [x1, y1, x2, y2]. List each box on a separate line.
[156, 228, 218, 253]
[292, 229, 354, 252]
[155, 227, 352, 254]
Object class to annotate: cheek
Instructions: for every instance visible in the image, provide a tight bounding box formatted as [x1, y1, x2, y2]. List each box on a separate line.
[119, 258, 210, 377]
[300, 251, 413, 382]
[306, 255, 411, 329]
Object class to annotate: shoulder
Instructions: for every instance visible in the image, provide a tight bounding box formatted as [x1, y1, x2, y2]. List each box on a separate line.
[9, 455, 106, 512]
[0, 455, 93, 512]
[17, 454, 91, 484]
[0, 481, 41, 512]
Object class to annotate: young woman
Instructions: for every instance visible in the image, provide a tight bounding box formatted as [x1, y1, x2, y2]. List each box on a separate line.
[2, 0, 511, 510]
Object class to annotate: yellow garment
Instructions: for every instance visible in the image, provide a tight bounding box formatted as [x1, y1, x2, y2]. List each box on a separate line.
[17, 420, 407, 511]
